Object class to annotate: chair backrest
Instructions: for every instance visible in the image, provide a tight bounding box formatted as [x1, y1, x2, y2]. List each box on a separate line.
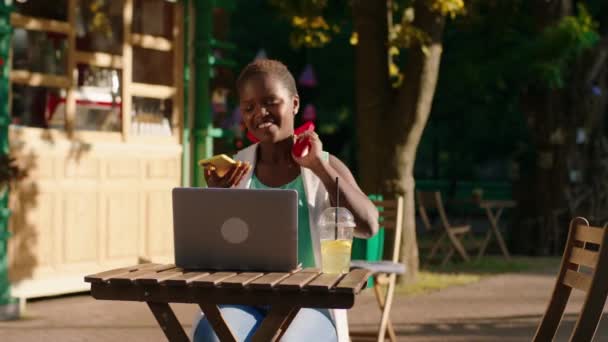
[534, 217, 608, 342]
[416, 191, 451, 231]
[371, 196, 404, 263]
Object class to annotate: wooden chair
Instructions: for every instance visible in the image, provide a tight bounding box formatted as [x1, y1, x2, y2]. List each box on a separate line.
[351, 196, 406, 342]
[416, 191, 471, 265]
[534, 217, 608, 342]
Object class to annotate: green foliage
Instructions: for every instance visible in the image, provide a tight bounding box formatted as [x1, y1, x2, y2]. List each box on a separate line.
[416, 0, 604, 181]
[460, 1, 601, 90]
[527, 4, 599, 88]
[232, 0, 606, 180]
[587, 0, 608, 35]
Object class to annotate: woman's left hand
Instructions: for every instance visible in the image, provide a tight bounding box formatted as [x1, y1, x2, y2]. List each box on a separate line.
[292, 130, 326, 170]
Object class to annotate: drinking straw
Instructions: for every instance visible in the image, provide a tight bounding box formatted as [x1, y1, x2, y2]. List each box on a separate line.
[335, 177, 339, 240]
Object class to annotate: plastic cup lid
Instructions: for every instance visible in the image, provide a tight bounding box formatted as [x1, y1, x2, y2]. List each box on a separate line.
[318, 207, 356, 228]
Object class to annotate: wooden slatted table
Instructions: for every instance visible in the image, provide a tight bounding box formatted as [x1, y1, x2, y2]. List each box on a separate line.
[85, 263, 371, 342]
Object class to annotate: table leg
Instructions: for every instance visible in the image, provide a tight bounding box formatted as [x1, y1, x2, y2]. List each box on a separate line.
[199, 303, 237, 342]
[275, 307, 300, 341]
[477, 207, 511, 261]
[252, 305, 299, 342]
[146, 302, 189, 342]
[476, 229, 493, 261]
[489, 208, 511, 260]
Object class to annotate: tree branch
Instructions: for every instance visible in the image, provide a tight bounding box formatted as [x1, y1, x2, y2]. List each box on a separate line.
[393, 1, 445, 144]
[585, 34, 608, 85]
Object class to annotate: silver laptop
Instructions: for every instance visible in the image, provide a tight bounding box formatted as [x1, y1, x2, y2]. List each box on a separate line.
[172, 187, 299, 272]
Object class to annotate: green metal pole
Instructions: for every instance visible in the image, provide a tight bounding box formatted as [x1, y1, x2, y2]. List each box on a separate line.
[181, 0, 191, 186]
[0, 1, 18, 320]
[192, 0, 214, 187]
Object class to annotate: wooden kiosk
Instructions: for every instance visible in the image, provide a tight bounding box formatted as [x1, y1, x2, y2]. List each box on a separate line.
[6, 0, 185, 301]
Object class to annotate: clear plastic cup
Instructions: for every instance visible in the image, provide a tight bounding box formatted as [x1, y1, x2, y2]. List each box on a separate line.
[319, 207, 356, 274]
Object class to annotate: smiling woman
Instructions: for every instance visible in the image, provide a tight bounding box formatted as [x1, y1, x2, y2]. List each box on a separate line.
[236, 59, 299, 144]
[197, 58, 379, 342]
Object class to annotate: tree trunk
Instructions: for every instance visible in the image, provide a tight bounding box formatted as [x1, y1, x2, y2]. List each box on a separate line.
[512, 0, 568, 256]
[390, 2, 445, 284]
[518, 86, 571, 255]
[354, 0, 445, 284]
[352, 0, 391, 193]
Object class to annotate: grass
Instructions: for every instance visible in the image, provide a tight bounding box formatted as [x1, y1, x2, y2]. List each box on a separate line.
[396, 271, 481, 295]
[425, 256, 561, 275]
[394, 256, 561, 296]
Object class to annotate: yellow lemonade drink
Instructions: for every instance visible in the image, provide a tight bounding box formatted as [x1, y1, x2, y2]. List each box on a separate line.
[321, 239, 353, 274]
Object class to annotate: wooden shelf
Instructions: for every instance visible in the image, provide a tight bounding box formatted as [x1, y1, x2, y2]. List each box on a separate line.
[131, 83, 176, 100]
[11, 13, 71, 35]
[10, 70, 70, 88]
[130, 33, 173, 52]
[75, 51, 123, 69]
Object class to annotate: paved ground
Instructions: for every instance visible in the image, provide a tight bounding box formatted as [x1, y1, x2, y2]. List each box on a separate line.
[1, 269, 607, 341]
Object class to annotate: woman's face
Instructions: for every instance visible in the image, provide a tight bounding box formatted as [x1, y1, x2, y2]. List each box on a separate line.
[239, 74, 299, 143]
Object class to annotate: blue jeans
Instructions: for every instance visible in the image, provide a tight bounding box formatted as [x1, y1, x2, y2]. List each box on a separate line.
[192, 305, 337, 342]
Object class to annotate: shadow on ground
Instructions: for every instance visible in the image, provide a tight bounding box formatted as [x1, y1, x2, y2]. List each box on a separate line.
[351, 313, 608, 341]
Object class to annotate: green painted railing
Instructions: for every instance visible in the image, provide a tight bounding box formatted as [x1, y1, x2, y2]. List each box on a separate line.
[0, 0, 16, 317]
[190, 0, 236, 187]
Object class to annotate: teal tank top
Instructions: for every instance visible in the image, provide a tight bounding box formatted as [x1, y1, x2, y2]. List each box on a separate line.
[249, 174, 315, 268]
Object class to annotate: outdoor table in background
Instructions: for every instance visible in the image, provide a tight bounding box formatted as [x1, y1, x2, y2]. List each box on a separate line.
[84, 263, 370, 342]
[477, 200, 517, 261]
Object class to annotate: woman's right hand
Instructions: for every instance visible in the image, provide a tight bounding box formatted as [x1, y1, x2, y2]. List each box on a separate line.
[204, 161, 252, 188]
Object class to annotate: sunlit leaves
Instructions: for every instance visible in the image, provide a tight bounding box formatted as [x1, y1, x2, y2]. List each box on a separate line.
[269, 0, 337, 48]
[429, 0, 465, 18]
[390, 20, 431, 49]
[349, 31, 358, 45]
[289, 15, 339, 48]
[389, 0, 465, 50]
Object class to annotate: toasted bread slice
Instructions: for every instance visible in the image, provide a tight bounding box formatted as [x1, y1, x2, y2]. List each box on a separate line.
[198, 154, 237, 177]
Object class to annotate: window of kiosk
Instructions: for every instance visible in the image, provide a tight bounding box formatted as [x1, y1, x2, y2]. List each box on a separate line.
[14, 1, 68, 22]
[131, 97, 172, 137]
[133, 47, 173, 87]
[10, 0, 183, 139]
[133, 0, 174, 39]
[74, 64, 122, 132]
[12, 28, 68, 76]
[11, 84, 62, 129]
[76, 0, 124, 55]
[129, 0, 178, 138]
